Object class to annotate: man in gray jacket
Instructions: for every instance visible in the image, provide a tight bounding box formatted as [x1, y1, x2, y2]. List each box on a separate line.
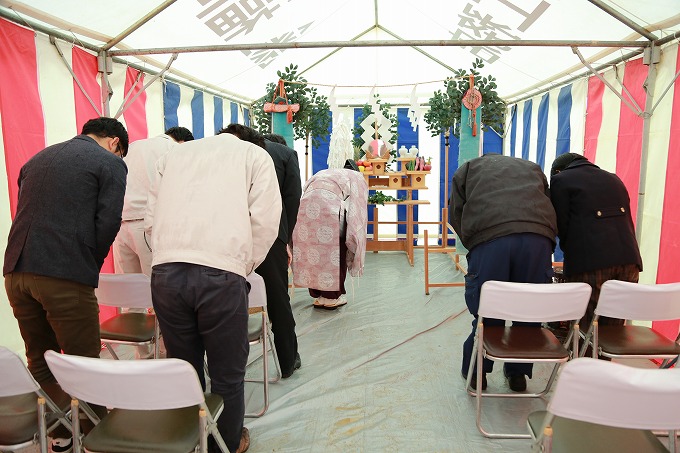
[4, 116, 128, 451]
[450, 153, 557, 392]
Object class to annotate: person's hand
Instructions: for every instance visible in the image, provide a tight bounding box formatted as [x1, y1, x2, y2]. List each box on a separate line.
[287, 244, 293, 266]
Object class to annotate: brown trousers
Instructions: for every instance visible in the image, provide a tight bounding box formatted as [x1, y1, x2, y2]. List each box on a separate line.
[565, 263, 641, 329]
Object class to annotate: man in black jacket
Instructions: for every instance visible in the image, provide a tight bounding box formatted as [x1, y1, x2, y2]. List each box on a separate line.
[4, 117, 128, 385]
[550, 153, 642, 330]
[450, 153, 557, 392]
[259, 133, 302, 378]
[223, 127, 303, 379]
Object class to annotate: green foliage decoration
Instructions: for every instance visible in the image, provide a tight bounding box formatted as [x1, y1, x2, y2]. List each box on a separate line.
[252, 64, 331, 148]
[367, 191, 405, 206]
[423, 58, 505, 138]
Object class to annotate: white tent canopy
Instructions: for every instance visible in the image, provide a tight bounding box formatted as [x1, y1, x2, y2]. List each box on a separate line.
[1, 0, 679, 105]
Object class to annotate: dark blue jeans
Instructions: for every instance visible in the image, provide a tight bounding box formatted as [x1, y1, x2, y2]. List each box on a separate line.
[151, 263, 249, 453]
[461, 233, 554, 379]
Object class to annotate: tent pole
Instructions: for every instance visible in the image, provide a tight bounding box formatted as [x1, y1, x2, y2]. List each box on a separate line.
[635, 45, 659, 244]
[587, 0, 658, 41]
[99, 50, 112, 117]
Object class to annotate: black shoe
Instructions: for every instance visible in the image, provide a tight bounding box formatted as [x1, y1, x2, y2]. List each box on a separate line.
[506, 373, 527, 392]
[462, 371, 487, 390]
[281, 353, 301, 379]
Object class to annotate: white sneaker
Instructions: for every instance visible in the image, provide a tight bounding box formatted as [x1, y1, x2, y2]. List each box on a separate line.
[318, 295, 347, 310]
[51, 437, 73, 453]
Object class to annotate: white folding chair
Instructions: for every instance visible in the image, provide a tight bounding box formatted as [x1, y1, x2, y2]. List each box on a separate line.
[244, 272, 281, 417]
[467, 281, 591, 438]
[528, 358, 680, 452]
[95, 273, 161, 359]
[0, 347, 71, 453]
[580, 280, 680, 365]
[45, 350, 227, 453]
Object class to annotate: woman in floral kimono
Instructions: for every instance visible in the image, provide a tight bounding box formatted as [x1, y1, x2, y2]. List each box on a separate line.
[292, 165, 368, 309]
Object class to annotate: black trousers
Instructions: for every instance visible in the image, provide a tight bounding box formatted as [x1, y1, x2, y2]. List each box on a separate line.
[255, 239, 299, 373]
[151, 263, 249, 453]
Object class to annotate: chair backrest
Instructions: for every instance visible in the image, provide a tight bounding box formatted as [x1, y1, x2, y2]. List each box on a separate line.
[246, 272, 267, 309]
[595, 280, 680, 321]
[95, 273, 152, 309]
[478, 281, 591, 322]
[548, 358, 680, 430]
[0, 346, 40, 396]
[44, 351, 205, 410]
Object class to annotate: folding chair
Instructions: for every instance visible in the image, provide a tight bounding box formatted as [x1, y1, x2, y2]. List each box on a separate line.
[244, 272, 281, 417]
[528, 358, 680, 452]
[0, 347, 71, 453]
[45, 350, 228, 453]
[95, 273, 161, 359]
[580, 280, 680, 365]
[466, 280, 591, 438]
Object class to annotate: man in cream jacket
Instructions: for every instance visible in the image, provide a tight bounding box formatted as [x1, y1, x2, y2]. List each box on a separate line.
[145, 130, 281, 453]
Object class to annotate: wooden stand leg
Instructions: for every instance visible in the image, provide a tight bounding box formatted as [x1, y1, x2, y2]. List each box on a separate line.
[424, 229, 430, 295]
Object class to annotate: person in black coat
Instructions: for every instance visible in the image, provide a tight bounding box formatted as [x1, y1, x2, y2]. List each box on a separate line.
[225, 127, 303, 378]
[550, 153, 642, 329]
[4, 117, 128, 386]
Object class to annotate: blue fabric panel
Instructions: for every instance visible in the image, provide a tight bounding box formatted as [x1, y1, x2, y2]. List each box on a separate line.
[396, 108, 418, 240]
[509, 104, 517, 157]
[243, 108, 250, 126]
[556, 84, 572, 157]
[554, 237, 564, 263]
[440, 128, 459, 245]
[536, 93, 549, 171]
[213, 97, 223, 135]
[230, 102, 238, 124]
[482, 128, 503, 155]
[191, 90, 204, 139]
[522, 100, 532, 160]
[311, 111, 332, 175]
[163, 81, 180, 131]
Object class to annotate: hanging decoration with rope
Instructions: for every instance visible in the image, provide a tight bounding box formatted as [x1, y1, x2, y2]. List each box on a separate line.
[462, 74, 483, 136]
[263, 79, 300, 123]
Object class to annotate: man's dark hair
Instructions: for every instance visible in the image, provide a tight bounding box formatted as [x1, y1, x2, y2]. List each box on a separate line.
[263, 133, 287, 145]
[81, 117, 129, 156]
[551, 152, 588, 176]
[218, 124, 266, 149]
[165, 126, 194, 142]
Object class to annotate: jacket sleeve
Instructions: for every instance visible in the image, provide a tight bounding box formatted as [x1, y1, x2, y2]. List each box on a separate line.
[282, 150, 302, 244]
[550, 177, 570, 248]
[449, 163, 468, 238]
[95, 159, 127, 267]
[144, 153, 166, 248]
[247, 150, 283, 273]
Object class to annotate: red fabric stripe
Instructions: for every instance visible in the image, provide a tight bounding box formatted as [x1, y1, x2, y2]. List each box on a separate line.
[71, 47, 102, 132]
[584, 76, 604, 162]
[654, 46, 680, 340]
[615, 58, 647, 227]
[71, 47, 117, 277]
[0, 19, 46, 218]
[122, 67, 148, 142]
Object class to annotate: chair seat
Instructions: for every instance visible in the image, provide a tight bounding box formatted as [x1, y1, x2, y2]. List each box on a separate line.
[100, 313, 156, 342]
[84, 393, 223, 453]
[0, 393, 39, 445]
[527, 411, 668, 453]
[598, 325, 680, 356]
[484, 326, 568, 360]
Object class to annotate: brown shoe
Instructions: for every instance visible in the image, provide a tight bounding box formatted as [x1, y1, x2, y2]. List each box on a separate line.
[236, 427, 250, 453]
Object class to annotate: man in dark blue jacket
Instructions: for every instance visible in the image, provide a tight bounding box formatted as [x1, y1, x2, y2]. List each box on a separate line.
[4, 117, 128, 386]
[550, 153, 642, 330]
